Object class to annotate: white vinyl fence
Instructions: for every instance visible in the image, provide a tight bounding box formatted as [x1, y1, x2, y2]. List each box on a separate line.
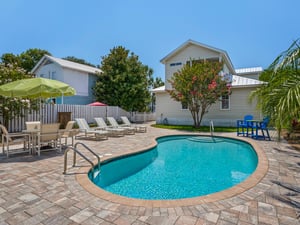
[4, 104, 155, 132]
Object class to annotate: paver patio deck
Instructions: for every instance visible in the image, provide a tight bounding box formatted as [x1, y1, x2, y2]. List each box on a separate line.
[0, 123, 299, 225]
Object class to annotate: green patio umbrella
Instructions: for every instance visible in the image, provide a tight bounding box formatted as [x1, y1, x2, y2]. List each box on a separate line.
[0, 77, 76, 121]
[0, 77, 76, 100]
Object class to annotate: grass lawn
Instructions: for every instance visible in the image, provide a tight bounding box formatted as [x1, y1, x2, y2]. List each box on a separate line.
[151, 124, 236, 132]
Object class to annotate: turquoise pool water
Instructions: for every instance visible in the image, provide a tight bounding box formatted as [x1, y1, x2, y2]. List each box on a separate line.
[90, 135, 258, 200]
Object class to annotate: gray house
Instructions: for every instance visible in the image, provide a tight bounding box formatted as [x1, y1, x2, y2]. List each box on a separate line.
[31, 55, 102, 105]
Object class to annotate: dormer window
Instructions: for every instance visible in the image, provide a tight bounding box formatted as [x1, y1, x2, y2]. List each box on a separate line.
[170, 62, 182, 67]
[186, 57, 219, 66]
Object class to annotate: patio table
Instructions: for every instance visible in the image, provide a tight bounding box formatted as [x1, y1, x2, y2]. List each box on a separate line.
[22, 129, 40, 155]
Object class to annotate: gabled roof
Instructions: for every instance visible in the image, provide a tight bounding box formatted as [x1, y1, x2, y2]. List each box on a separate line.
[31, 55, 102, 74]
[160, 39, 235, 74]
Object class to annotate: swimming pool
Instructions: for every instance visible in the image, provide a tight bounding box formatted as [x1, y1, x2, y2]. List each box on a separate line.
[89, 135, 258, 200]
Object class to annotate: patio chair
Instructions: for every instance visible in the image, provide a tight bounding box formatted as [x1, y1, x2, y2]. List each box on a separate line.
[94, 117, 125, 137]
[0, 124, 30, 157]
[250, 117, 271, 141]
[24, 121, 41, 155]
[120, 116, 147, 133]
[75, 118, 109, 140]
[60, 121, 79, 147]
[236, 114, 253, 136]
[38, 123, 62, 156]
[107, 117, 135, 135]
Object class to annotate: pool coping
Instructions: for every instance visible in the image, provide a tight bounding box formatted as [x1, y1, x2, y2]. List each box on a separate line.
[76, 134, 269, 207]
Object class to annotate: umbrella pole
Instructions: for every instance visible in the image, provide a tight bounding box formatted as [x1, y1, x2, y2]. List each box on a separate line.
[39, 97, 42, 122]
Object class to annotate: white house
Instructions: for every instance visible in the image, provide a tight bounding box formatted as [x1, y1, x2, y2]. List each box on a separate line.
[31, 55, 102, 105]
[152, 39, 264, 127]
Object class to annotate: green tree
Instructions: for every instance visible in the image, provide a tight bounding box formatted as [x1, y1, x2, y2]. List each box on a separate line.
[251, 38, 300, 137]
[151, 77, 165, 89]
[1, 48, 51, 72]
[168, 60, 231, 128]
[63, 56, 96, 67]
[1, 53, 21, 66]
[0, 63, 33, 127]
[93, 46, 153, 112]
[19, 48, 51, 72]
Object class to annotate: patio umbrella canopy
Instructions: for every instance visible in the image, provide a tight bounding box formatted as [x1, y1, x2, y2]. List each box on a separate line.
[0, 77, 76, 99]
[88, 101, 107, 106]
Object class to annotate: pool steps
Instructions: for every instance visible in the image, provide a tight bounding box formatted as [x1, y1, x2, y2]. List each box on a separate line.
[187, 137, 224, 143]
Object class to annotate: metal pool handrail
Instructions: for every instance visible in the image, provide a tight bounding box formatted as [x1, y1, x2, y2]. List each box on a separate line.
[63, 142, 100, 176]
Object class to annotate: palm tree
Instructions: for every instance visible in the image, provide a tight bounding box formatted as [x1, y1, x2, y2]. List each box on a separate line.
[252, 38, 300, 137]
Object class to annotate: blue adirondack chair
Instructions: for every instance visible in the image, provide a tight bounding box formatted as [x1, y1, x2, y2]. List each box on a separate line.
[237, 114, 253, 136]
[248, 117, 271, 141]
[258, 117, 271, 140]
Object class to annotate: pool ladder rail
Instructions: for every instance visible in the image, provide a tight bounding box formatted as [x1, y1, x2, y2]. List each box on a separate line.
[63, 142, 100, 178]
[210, 120, 214, 136]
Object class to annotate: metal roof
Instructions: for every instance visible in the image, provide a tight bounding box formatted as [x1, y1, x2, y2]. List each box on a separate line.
[31, 55, 102, 74]
[231, 75, 264, 87]
[151, 86, 166, 92]
[151, 75, 264, 93]
[235, 67, 263, 74]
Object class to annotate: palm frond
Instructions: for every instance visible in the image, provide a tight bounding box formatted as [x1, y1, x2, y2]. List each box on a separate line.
[269, 38, 300, 72]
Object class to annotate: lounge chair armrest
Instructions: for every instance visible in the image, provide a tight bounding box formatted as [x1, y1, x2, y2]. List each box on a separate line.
[6, 133, 30, 138]
[120, 124, 130, 127]
[94, 127, 105, 131]
[40, 131, 61, 136]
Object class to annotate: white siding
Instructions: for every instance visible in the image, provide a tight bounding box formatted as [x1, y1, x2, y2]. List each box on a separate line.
[164, 45, 228, 90]
[155, 87, 261, 127]
[35, 62, 89, 97]
[35, 63, 63, 80]
[62, 68, 89, 96]
[156, 41, 263, 127]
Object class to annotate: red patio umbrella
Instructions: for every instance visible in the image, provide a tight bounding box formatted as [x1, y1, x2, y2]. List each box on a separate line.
[88, 101, 107, 106]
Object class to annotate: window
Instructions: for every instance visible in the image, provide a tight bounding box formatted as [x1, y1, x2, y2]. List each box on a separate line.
[186, 57, 219, 66]
[170, 62, 182, 67]
[181, 102, 188, 110]
[221, 95, 230, 110]
[52, 71, 57, 79]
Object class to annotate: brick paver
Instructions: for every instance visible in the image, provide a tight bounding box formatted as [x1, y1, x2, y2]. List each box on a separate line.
[0, 123, 299, 224]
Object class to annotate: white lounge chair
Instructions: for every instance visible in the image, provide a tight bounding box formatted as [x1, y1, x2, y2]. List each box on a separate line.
[107, 117, 135, 135]
[75, 118, 109, 140]
[120, 116, 147, 133]
[94, 117, 125, 137]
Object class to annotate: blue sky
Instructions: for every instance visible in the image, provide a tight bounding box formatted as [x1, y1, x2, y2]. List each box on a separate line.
[1, 0, 299, 79]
